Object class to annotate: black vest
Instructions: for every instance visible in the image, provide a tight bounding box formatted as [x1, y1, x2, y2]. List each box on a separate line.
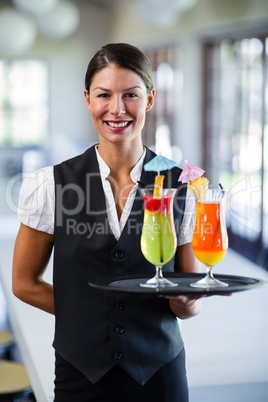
[53, 145, 187, 385]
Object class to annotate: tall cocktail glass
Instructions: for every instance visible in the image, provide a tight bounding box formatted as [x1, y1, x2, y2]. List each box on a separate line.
[191, 188, 229, 288]
[140, 188, 178, 288]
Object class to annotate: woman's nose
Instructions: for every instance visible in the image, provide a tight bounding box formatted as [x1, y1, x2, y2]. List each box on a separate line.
[110, 95, 126, 116]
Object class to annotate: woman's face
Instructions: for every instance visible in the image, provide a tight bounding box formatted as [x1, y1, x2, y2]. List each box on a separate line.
[84, 65, 155, 146]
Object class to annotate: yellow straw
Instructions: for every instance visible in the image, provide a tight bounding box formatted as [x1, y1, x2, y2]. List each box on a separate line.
[153, 174, 165, 263]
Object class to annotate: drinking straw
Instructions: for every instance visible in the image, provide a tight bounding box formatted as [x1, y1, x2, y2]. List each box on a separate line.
[217, 183, 225, 201]
[152, 173, 165, 263]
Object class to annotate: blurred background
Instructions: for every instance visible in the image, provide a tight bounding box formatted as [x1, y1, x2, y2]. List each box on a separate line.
[0, 0, 268, 401]
[0, 0, 267, 267]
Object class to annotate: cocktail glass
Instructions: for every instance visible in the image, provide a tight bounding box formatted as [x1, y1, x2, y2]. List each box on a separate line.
[191, 188, 229, 288]
[140, 188, 178, 288]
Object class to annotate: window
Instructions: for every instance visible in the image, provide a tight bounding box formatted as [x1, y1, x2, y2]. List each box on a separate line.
[0, 59, 48, 147]
[203, 32, 268, 269]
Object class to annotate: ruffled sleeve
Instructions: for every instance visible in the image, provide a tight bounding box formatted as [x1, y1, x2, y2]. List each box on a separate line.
[17, 166, 55, 234]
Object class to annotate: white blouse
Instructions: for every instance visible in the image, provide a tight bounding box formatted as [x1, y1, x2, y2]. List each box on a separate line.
[18, 147, 195, 245]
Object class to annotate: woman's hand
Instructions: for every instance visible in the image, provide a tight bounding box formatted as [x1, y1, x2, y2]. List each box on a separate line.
[163, 292, 232, 320]
[167, 243, 203, 319]
[162, 294, 202, 320]
[160, 241, 233, 319]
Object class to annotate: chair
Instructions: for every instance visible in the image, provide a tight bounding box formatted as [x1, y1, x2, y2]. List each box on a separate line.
[0, 361, 36, 401]
[0, 330, 13, 360]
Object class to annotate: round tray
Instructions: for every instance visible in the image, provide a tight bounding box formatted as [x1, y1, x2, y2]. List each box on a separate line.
[88, 272, 268, 296]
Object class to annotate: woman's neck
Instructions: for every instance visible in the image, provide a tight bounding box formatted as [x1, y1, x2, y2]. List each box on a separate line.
[97, 140, 144, 179]
[97, 140, 144, 220]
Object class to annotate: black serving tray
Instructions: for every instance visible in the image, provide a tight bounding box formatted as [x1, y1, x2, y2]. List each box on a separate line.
[88, 272, 268, 296]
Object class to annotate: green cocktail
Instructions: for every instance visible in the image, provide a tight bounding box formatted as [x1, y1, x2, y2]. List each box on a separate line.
[140, 188, 178, 288]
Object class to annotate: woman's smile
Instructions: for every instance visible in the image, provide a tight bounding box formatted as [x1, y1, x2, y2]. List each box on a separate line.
[84, 65, 154, 145]
[105, 120, 133, 131]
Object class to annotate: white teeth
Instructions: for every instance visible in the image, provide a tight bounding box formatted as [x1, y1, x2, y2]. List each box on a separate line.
[107, 121, 129, 128]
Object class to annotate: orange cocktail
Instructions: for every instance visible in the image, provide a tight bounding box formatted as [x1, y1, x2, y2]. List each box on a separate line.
[192, 202, 228, 267]
[191, 188, 229, 288]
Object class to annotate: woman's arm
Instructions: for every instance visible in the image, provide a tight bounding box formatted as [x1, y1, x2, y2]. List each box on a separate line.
[12, 223, 55, 315]
[167, 242, 202, 320]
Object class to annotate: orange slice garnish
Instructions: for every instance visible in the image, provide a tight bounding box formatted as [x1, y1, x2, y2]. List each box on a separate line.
[153, 175, 165, 199]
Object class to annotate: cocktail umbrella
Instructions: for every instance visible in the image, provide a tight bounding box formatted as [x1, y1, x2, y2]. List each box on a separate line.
[178, 160, 205, 184]
[178, 160, 209, 201]
[144, 155, 177, 198]
[144, 154, 177, 176]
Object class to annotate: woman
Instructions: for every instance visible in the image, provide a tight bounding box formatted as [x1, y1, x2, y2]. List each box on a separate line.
[13, 43, 201, 402]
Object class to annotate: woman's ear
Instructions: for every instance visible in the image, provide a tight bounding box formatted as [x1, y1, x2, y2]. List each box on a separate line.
[146, 88, 155, 112]
[84, 89, 91, 111]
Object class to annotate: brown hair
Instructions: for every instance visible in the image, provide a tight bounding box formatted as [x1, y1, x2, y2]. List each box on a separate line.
[85, 43, 154, 94]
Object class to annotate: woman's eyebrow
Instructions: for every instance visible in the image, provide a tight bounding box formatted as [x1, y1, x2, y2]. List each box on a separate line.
[92, 86, 110, 92]
[93, 85, 142, 92]
[123, 86, 142, 91]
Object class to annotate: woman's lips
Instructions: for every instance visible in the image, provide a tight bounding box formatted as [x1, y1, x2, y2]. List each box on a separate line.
[105, 121, 132, 131]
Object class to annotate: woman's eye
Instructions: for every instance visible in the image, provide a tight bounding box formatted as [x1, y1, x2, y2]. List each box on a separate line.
[98, 93, 110, 98]
[125, 93, 137, 98]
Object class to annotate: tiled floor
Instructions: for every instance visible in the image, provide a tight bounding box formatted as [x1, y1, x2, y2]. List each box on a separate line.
[0, 215, 268, 401]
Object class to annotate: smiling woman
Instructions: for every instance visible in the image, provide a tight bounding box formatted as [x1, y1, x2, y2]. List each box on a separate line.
[12, 43, 200, 402]
[84, 66, 155, 149]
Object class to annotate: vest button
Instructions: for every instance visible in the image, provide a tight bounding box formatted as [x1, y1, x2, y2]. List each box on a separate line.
[115, 302, 124, 311]
[114, 352, 123, 360]
[114, 250, 124, 259]
[115, 326, 124, 334]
